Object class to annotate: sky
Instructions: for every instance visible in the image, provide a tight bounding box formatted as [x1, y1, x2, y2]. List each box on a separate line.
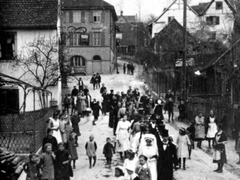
[104, 0, 214, 22]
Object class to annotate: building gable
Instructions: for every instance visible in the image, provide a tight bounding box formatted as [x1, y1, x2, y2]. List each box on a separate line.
[200, 0, 236, 16]
[152, 0, 198, 24]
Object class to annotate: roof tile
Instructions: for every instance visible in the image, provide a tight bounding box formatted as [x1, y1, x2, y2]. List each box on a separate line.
[0, 0, 58, 29]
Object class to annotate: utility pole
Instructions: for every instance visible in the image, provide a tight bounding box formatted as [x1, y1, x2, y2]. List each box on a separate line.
[182, 0, 187, 100]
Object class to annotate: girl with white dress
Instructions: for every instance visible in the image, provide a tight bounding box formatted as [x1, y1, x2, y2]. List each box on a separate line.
[49, 112, 62, 144]
[115, 114, 131, 160]
[176, 128, 191, 170]
[206, 110, 218, 148]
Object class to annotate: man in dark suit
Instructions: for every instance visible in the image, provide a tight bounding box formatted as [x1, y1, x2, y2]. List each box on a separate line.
[157, 129, 178, 180]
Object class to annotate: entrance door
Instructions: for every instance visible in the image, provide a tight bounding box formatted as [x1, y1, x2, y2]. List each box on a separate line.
[92, 55, 102, 73]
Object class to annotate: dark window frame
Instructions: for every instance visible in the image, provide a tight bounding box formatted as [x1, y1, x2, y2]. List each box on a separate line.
[70, 56, 86, 67]
[0, 32, 16, 60]
[216, 2, 223, 10]
[68, 33, 89, 46]
[93, 55, 101, 60]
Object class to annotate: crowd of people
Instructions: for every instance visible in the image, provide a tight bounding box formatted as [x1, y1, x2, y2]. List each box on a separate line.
[97, 85, 229, 180]
[23, 73, 233, 180]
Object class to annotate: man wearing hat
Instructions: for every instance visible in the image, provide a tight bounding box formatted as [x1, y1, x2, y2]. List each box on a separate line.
[157, 129, 178, 180]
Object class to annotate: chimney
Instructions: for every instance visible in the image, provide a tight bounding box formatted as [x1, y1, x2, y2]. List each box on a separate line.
[120, 10, 123, 16]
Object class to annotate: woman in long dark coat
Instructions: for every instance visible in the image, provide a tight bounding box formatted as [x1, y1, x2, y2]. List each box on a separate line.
[157, 129, 178, 180]
[213, 124, 227, 173]
[55, 143, 72, 180]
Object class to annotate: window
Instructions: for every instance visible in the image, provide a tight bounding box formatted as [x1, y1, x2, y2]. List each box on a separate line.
[93, 11, 101, 23]
[0, 88, 19, 114]
[93, 32, 101, 46]
[0, 32, 16, 60]
[209, 31, 216, 40]
[206, 16, 220, 25]
[81, 34, 89, 46]
[168, 16, 174, 23]
[216, 2, 223, 10]
[68, 33, 89, 46]
[70, 56, 86, 67]
[73, 11, 81, 23]
[93, 55, 101, 60]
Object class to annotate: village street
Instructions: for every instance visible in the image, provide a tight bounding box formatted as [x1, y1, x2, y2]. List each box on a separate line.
[62, 59, 240, 180]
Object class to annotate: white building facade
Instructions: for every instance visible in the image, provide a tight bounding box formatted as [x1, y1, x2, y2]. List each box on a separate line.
[0, 0, 62, 112]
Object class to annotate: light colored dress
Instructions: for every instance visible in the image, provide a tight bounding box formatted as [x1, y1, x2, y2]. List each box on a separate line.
[123, 157, 139, 175]
[85, 141, 97, 157]
[206, 116, 218, 139]
[194, 116, 205, 139]
[49, 117, 62, 143]
[176, 135, 191, 158]
[80, 95, 87, 112]
[59, 120, 67, 143]
[115, 120, 131, 152]
[140, 145, 158, 180]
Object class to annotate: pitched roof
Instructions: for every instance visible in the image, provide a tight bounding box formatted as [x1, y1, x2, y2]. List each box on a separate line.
[200, 0, 236, 15]
[156, 18, 196, 43]
[117, 15, 136, 23]
[62, 0, 117, 21]
[191, 2, 211, 15]
[149, 0, 198, 25]
[0, 0, 58, 30]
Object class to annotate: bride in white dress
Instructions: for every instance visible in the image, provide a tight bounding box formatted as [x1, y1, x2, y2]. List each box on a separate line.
[139, 134, 158, 180]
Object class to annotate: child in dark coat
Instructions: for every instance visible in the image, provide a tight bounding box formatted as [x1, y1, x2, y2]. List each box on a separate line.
[91, 99, 101, 125]
[178, 100, 186, 121]
[24, 153, 40, 180]
[103, 137, 115, 168]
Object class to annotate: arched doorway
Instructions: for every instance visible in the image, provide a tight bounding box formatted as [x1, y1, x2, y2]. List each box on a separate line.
[69, 56, 86, 74]
[92, 55, 102, 73]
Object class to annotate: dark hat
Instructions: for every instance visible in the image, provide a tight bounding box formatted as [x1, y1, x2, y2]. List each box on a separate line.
[179, 127, 186, 135]
[179, 127, 186, 133]
[53, 111, 59, 116]
[150, 114, 156, 120]
[162, 129, 169, 137]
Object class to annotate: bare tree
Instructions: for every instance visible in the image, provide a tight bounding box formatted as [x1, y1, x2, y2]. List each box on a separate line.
[116, 0, 124, 14]
[14, 36, 67, 108]
[135, 0, 144, 22]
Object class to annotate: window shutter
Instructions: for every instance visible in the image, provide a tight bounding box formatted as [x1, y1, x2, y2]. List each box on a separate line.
[101, 11, 105, 23]
[89, 32, 93, 46]
[62, 12, 66, 23]
[89, 11, 93, 23]
[216, 17, 220, 25]
[101, 32, 105, 46]
[69, 11, 73, 23]
[81, 11, 85, 23]
[66, 12, 69, 23]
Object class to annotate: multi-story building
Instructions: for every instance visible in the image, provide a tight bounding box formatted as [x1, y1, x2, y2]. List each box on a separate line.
[148, 0, 199, 38]
[149, 0, 236, 42]
[61, 0, 117, 75]
[0, 0, 62, 112]
[116, 11, 145, 55]
[192, 0, 236, 42]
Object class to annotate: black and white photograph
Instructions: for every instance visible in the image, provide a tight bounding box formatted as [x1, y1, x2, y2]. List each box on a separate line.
[0, 0, 240, 180]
